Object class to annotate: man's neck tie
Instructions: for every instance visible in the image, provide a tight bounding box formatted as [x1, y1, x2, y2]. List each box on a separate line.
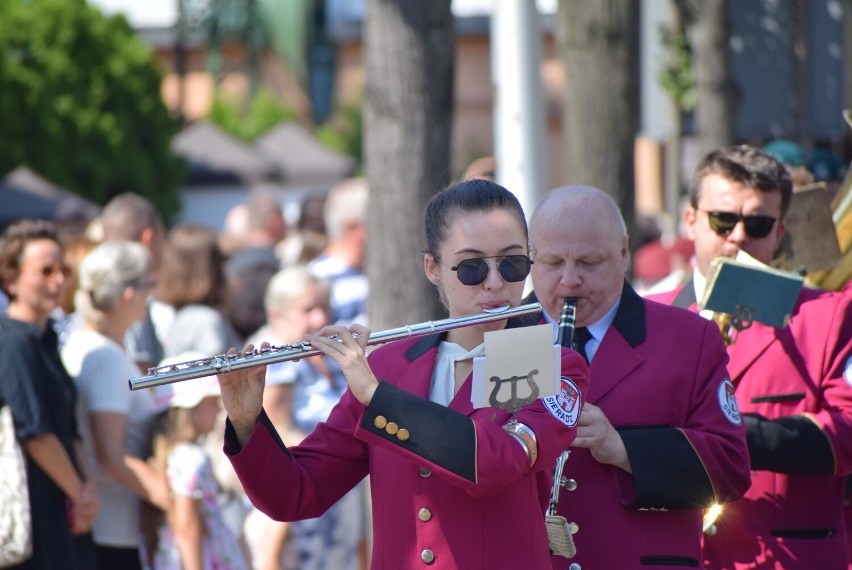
[573, 326, 592, 364]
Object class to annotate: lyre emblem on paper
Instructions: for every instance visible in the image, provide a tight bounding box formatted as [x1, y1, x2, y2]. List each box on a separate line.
[488, 369, 540, 414]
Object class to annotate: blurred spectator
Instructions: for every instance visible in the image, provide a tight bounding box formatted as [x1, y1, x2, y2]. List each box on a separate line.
[309, 178, 369, 326]
[101, 193, 168, 372]
[220, 203, 250, 257]
[157, 224, 240, 358]
[0, 219, 99, 569]
[150, 367, 248, 570]
[61, 241, 170, 570]
[764, 139, 805, 167]
[633, 236, 694, 295]
[462, 156, 497, 181]
[54, 234, 98, 347]
[635, 214, 664, 248]
[278, 194, 328, 267]
[155, 223, 247, 548]
[764, 139, 815, 190]
[225, 189, 286, 342]
[57, 236, 98, 319]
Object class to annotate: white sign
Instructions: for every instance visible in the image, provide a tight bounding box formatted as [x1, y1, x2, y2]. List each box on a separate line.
[471, 324, 558, 409]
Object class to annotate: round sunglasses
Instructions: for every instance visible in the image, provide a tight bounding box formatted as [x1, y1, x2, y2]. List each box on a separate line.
[699, 209, 777, 239]
[441, 254, 533, 286]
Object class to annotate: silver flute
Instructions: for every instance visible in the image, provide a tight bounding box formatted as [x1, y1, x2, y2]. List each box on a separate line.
[128, 302, 543, 391]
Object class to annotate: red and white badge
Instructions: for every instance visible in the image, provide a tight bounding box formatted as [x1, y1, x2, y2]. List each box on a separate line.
[543, 377, 582, 426]
[717, 379, 742, 425]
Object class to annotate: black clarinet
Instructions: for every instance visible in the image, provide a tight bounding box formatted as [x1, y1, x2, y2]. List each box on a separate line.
[556, 296, 578, 349]
[546, 297, 579, 558]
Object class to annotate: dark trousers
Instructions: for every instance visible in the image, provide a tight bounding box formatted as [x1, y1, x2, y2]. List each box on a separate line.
[95, 545, 142, 570]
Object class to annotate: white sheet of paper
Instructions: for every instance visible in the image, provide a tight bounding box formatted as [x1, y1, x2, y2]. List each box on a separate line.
[471, 324, 559, 409]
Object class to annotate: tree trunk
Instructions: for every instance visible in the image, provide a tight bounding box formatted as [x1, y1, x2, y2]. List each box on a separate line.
[677, 0, 737, 159]
[556, 0, 639, 250]
[364, 0, 453, 329]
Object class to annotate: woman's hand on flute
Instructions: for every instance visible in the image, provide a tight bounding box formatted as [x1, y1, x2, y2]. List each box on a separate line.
[307, 324, 378, 406]
[217, 344, 267, 445]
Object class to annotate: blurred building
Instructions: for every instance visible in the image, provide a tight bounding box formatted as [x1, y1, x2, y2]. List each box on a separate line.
[95, 0, 851, 221]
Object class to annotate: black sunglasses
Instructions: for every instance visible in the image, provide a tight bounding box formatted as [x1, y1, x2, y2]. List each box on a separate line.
[444, 255, 533, 286]
[38, 264, 71, 279]
[700, 210, 777, 239]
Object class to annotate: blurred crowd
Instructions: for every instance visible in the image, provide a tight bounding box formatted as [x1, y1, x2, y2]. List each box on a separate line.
[0, 178, 371, 570]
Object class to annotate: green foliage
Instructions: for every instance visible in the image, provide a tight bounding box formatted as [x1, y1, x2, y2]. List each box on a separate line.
[0, 0, 183, 221]
[207, 88, 298, 141]
[657, 25, 696, 112]
[315, 101, 363, 172]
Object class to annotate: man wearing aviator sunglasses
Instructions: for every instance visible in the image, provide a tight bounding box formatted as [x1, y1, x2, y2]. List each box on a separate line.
[651, 145, 852, 569]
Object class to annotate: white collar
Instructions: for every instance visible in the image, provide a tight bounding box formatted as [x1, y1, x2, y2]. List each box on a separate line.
[429, 341, 485, 407]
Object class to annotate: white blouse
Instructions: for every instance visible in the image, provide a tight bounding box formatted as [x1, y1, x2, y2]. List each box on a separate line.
[429, 341, 485, 407]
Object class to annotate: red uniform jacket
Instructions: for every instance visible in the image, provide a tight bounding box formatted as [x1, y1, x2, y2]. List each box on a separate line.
[224, 316, 589, 569]
[651, 281, 852, 569]
[548, 282, 751, 569]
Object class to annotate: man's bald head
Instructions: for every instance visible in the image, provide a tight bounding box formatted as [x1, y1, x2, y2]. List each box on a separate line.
[531, 185, 627, 247]
[529, 185, 630, 326]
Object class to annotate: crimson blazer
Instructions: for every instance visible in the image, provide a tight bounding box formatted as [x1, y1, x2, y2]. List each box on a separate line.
[225, 316, 589, 569]
[544, 282, 750, 569]
[651, 281, 852, 569]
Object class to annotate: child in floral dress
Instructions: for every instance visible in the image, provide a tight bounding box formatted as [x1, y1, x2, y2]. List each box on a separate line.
[151, 367, 247, 570]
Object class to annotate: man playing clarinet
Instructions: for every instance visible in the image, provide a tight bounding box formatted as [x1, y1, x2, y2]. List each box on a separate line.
[529, 185, 751, 569]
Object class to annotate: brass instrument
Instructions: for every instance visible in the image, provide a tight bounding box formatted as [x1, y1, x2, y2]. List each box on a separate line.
[711, 311, 734, 346]
[711, 310, 753, 346]
[128, 303, 542, 391]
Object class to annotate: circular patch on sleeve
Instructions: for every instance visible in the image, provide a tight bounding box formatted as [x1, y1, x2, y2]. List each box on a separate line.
[543, 377, 582, 427]
[844, 355, 852, 387]
[717, 379, 742, 425]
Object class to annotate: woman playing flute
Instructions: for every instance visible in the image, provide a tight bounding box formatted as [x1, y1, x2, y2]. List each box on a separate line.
[217, 179, 590, 568]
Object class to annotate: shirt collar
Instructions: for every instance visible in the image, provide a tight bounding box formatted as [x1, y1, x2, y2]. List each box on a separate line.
[692, 267, 714, 320]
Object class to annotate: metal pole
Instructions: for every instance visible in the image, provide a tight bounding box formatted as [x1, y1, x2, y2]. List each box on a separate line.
[491, 0, 548, 220]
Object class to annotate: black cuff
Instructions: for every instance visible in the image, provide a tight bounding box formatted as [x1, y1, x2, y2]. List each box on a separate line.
[744, 413, 834, 475]
[619, 426, 716, 509]
[362, 381, 476, 481]
[224, 410, 291, 457]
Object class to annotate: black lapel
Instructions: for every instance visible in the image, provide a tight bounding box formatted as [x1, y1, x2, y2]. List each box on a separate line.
[610, 280, 646, 348]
